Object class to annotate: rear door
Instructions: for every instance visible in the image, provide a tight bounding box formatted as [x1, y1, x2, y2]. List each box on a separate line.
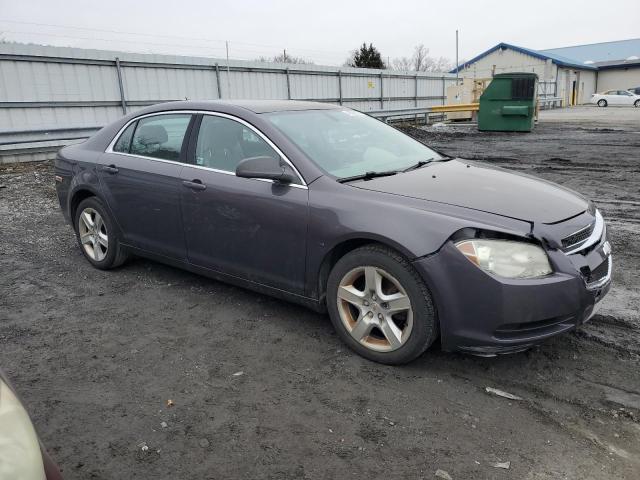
[179, 113, 309, 294]
[98, 113, 194, 259]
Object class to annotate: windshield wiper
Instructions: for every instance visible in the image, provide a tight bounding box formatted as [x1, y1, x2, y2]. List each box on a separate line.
[337, 170, 398, 183]
[402, 159, 433, 172]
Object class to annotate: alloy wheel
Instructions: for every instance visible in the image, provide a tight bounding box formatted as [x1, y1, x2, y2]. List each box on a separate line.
[336, 266, 413, 352]
[78, 207, 108, 261]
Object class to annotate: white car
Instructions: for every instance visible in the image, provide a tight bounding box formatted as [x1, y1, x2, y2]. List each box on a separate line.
[591, 90, 640, 107]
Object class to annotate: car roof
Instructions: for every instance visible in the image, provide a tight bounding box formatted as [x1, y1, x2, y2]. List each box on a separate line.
[218, 99, 341, 113]
[138, 99, 342, 115]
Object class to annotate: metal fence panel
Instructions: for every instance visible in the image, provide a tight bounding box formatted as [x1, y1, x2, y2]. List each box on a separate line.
[289, 73, 338, 100]
[121, 66, 219, 101]
[222, 70, 288, 99]
[0, 60, 122, 102]
[0, 42, 456, 162]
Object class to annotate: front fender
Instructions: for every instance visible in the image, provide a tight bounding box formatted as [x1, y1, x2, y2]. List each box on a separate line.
[305, 176, 531, 299]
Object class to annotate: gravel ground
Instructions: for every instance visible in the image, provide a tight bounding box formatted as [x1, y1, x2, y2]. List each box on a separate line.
[1, 109, 639, 479]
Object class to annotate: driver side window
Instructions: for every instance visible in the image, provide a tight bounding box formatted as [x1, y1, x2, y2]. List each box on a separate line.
[195, 115, 279, 172]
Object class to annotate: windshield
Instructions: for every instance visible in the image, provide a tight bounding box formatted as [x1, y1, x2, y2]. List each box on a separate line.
[264, 109, 442, 179]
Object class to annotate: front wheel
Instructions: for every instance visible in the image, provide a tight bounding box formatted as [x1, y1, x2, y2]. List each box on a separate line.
[634, 100, 640, 108]
[597, 99, 608, 107]
[74, 196, 128, 269]
[326, 244, 438, 365]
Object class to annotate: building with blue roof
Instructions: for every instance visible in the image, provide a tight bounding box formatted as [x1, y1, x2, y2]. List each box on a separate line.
[540, 38, 640, 64]
[452, 39, 640, 106]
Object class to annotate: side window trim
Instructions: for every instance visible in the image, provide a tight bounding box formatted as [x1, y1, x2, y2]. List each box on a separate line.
[105, 110, 307, 188]
[126, 121, 138, 153]
[106, 111, 193, 163]
[191, 112, 307, 186]
[112, 120, 137, 154]
[179, 115, 198, 164]
[185, 114, 203, 168]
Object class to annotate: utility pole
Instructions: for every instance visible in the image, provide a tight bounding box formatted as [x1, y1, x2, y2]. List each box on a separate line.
[455, 29, 459, 84]
[283, 48, 287, 62]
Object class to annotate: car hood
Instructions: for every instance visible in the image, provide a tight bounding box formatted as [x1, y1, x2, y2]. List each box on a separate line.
[352, 159, 588, 224]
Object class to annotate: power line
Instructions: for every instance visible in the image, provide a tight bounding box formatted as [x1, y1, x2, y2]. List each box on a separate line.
[0, 19, 348, 59]
[0, 29, 348, 64]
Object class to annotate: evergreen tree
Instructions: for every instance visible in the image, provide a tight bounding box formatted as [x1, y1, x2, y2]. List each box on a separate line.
[348, 43, 385, 69]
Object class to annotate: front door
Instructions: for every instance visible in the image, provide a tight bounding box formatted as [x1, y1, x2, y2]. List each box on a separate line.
[180, 114, 309, 294]
[606, 91, 622, 105]
[618, 90, 635, 105]
[97, 113, 193, 259]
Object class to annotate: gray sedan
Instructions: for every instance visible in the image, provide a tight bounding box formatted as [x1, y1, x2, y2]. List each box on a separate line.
[55, 100, 612, 364]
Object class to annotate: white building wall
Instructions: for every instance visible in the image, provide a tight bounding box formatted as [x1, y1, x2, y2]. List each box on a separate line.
[459, 47, 598, 104]
[556, 69, 597, 105]
[597, 68, 640, 92]
[579, 70, 597, 103]
[458, 48, 556, 82]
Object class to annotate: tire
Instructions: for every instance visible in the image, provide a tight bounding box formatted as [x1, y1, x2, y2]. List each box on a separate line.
[597, 99, 607, 107]
[634, 100, 640, 108]
[74, 196, 128, 270]
[326, 244, 438, 365]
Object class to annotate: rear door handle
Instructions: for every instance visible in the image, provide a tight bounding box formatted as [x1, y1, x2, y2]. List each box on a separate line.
[100, 164, 119, 174]
[182, 179, 207, 191]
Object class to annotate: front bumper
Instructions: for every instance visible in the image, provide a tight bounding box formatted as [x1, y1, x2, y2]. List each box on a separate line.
[413, 239, 611, 354]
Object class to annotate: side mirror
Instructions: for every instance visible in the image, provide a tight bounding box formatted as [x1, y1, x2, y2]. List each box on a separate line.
[236, 156, 295, 184]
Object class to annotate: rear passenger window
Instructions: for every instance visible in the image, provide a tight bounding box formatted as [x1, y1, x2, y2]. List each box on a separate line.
[129, 114, 192, 161]
[113, 122, 136, 153]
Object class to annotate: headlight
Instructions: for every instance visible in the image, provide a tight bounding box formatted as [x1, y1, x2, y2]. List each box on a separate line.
[0, 379, 46, 480]
[455, 239, 552, 278]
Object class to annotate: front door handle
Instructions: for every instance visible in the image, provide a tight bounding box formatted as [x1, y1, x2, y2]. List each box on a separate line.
[182, 179, 207, 191]
[100, 164, 119, 174]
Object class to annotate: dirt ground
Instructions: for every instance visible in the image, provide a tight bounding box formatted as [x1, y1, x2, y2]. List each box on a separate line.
[1, 106, 639, 479]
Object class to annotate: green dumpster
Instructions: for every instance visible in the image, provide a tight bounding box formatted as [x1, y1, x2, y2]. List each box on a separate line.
[478, 73, 538, 132]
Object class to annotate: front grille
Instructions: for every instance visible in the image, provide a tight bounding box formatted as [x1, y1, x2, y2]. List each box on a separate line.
[586, 258, 610, 285]
[561, 223, 594, 249]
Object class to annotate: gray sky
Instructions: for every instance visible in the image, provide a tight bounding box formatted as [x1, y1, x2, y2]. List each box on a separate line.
[0, 0, 637, 66]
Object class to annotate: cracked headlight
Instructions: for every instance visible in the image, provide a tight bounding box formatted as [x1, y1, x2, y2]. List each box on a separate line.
[0, 378, 46, 480]
[455, 239, 552, 279]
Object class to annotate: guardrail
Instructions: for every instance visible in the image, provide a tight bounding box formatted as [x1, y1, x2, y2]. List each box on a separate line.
[538, 97, 563, 109]
[367, 103, 481, 123]
[367, 107, 436, 123]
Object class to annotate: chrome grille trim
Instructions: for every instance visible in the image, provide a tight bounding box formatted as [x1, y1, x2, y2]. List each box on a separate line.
[565, 210, 605, 255]
[561, 223, 593, 249]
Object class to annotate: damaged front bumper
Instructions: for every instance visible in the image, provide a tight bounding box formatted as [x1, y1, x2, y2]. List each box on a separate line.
[413, 233, 612, 355]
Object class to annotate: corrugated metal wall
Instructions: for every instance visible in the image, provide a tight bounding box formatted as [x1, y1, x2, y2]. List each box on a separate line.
[0, 43, 457, 163]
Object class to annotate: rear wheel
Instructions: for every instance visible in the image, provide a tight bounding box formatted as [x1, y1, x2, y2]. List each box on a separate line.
[597, 99, 608, 107]
[74, 197, 128, 269]
[634, 100, 640, 108]
[326, 244, 438, 365]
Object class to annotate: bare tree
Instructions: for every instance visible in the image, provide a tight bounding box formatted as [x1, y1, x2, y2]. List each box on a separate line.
[413, 44, 429, 71]
[392, 56, 413, 71]
[426, 56, 455, 72]
[390, 44, 454, 73]
[256, 52, 314, 65]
